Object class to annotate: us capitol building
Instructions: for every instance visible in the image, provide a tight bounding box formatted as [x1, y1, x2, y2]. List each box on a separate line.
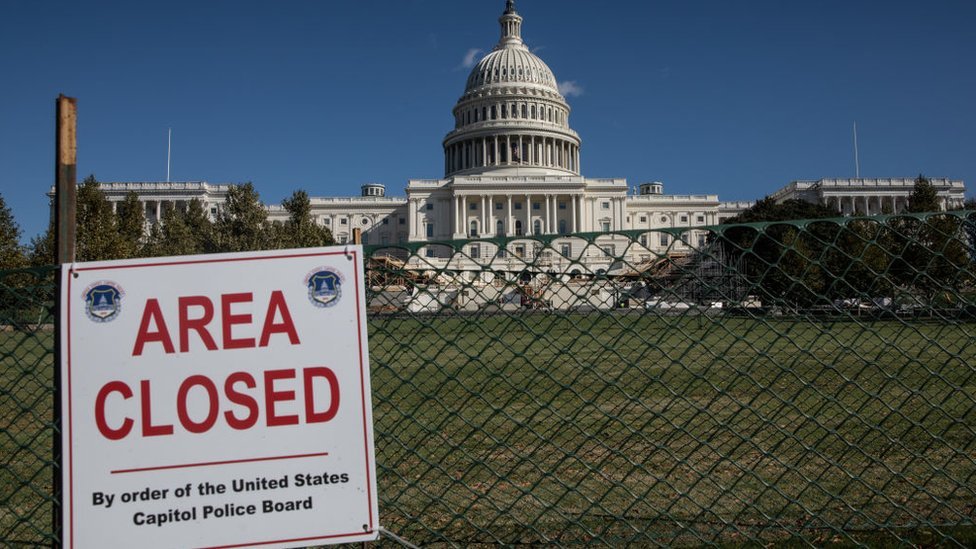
[82, 1, 965, 272]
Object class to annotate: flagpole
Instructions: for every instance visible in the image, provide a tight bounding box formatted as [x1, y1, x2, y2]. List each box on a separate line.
[167, 128, 172, 182]
[853, 121, 860, 179]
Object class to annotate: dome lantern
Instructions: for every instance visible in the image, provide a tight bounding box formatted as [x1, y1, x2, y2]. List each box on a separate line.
[498, 0, 524, 49]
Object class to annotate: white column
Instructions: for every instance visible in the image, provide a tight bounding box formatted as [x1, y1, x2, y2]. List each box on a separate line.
[551, 195, 558, 232]
[155, 201, 161, 221]
[518, 135, 523, 164]
[493, 136, 499, 166]
[410, 200, 417, 238]
[571, 195, 578, 233]
[482, 195, 488, 233]
[544, 194, 551, 234]
[506, 135, 512, 164]
[525, 194, 532, 235]
[507, 195, 513, 236]
[419, 200, 425, 238]
[550, 195, 556, 233]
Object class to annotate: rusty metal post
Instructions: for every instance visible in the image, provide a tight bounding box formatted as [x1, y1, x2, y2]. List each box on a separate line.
[54, 94, 77, 265]
[53, 94, 78, 549]
[353, 228, 362, 245]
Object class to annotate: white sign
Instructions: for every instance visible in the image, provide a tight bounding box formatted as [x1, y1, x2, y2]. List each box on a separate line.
[60, 247, 379, 548]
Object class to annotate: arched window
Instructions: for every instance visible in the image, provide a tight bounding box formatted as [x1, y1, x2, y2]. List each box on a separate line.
[521, 104, 527, 118]
[533, 220, 542, 235]
[531, 105, 536, 119]
[482, 107, 487, 121]
[496, 220, 504, 236]
[515, 220, 523, 236]
[491, 106, 497, 120]
[501, 104, 507, 119]
[470, 220, 478, 237]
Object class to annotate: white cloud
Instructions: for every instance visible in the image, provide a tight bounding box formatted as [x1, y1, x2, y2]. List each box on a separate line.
[460, 48, 482, 69]
[558, 80, 584, 97]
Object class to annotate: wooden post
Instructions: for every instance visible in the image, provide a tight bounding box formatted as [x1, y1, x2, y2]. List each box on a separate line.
[54, 94, 77, 265]
[53, 93, 78, 549]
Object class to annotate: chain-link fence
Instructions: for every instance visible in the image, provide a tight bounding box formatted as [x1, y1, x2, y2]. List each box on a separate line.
[3, 213, 976, 546]
[0, 266, 58, 547]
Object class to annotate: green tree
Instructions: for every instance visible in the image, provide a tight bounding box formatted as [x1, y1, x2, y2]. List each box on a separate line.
[77, 175, 126, 261]
[144, 204, 192, 257]
[28, 211, 55, 267]
[0, 193, 27, 270]
[889, 176, 970, 298]
[181, 199, 217, 254]
[725, 197, 838, 224]
[116, 192, 146, 258]
[213, 183, 271, 252]
[280, 190, 334, 248]
[906, 174, 941, 213]
[821, 218, 894, 299]
[143, 200, 216, 257]
[720, 198, 838, 307]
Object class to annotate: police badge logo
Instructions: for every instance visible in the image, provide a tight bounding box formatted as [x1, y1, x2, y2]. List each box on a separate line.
[83, 281, 124, 322]
[305, 268, 345, 308]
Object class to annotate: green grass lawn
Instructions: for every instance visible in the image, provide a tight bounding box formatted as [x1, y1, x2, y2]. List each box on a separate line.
[3, 313, 975, 546]
[0, 328, 56, 547]
[367, 313, 976, 546]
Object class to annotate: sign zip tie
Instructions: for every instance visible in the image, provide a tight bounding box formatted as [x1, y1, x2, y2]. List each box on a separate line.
[378, 526, 420, 549]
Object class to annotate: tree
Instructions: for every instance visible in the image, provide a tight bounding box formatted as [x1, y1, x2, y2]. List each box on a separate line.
[720, 198, 839, 307]
[116, 192, 146, 258]
[0, 193, 27, 270]
[76, 175, 126, 261]
[725, 197, 838, 224]
[143, 199, 215, 257]
[213, 183, 271, 253]
[280, 190, 334, 248]
[144, 204, 193, 257]
[28, 201, 55, 267]
[906, 174, 941, 213]
[889, 176, 970, 298]
[181, 199, 217, 254]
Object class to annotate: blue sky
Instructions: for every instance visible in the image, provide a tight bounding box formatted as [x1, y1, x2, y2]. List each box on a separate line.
[2, 0, 974, 242]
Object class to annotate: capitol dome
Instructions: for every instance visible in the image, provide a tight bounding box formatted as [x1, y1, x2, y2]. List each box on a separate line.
[443, 0, 581, 178]
[463, 42, 560, 96]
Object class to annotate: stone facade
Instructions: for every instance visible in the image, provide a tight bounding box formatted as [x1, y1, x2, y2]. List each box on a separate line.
[770, 178, 966, 215]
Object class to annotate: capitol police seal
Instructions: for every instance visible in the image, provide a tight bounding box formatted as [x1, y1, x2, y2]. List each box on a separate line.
[305, 267, 345, 308]
[83, 281, 124, 323]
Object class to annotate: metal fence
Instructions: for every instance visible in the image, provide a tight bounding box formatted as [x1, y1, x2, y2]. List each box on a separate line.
[3, 213, 976, 546]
